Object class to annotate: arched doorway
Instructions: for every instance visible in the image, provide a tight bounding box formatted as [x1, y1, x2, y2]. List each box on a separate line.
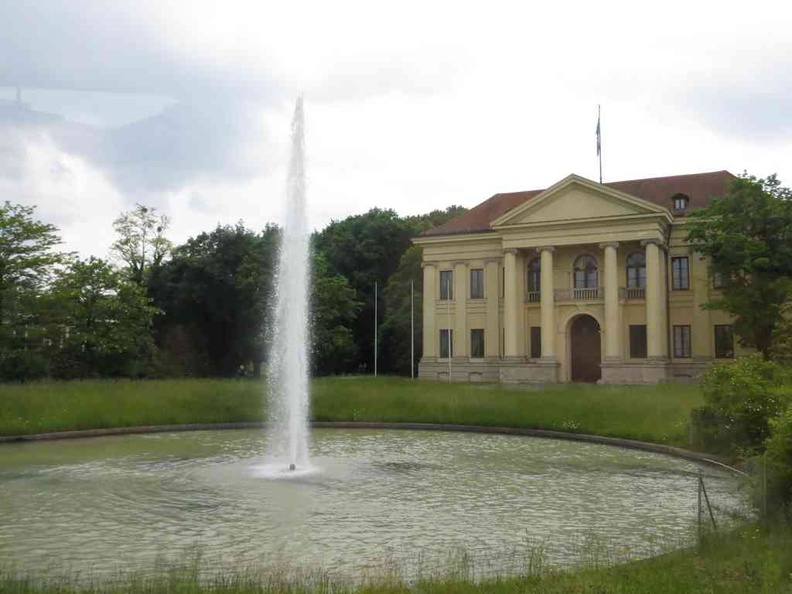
[570, 315, 601, 382]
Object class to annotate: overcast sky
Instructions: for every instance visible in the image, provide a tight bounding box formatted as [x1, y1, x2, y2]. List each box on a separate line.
[1, 0, 791, 258]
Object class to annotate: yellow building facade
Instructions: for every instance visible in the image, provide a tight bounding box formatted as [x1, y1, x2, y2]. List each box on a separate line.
[413, 171, 742, 384]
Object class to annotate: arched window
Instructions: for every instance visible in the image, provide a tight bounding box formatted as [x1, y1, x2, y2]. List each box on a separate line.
[672, 193, 689, 211]
[626, 253, 646, 288]
[573, 255, 598, 289]
[526, 258, 541, 293]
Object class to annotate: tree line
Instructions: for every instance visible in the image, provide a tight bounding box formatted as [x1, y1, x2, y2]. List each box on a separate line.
[0, 201, 465, 381]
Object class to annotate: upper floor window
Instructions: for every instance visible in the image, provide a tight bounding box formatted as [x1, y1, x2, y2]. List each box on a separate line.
[573, 255, 598, 289]
[671, 257, 690, 290]
[526, 258, 541, 293]
[626, 252, 646, 288]
[470, 268, 484, 299]
[672, 193, 690, 212]
[712, 271, 726, 289]
[439, 270, 453, 300]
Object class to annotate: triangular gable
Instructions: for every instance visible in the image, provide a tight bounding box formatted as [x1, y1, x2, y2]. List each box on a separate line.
[492, 174, 669, 227]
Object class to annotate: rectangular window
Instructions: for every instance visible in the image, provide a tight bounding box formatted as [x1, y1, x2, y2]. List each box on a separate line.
[671, 257, 690, 290]
[714, 325, 734, 358]
[673, 325, 691, 358]
[439, 329, 454, 358]
[439, 270, 453, 300]
[470, 329, 485, 358]
[712, 271, 725, 289]
[530, 326, 542, 359]
[629, 325, 647, 358]
[470, 269, 484, 299]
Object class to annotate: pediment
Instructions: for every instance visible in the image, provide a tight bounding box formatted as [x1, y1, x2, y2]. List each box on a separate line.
[492, 174, 668, 227]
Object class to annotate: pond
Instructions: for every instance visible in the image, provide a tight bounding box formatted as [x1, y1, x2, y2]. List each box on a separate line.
[0, 428, 748, 580]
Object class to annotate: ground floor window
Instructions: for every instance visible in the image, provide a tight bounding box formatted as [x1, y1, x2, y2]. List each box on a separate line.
[629, 325, 647, 358]
[530, 326, 541, 358]
[439, 328, 454, 358]
[714, 325, 734, 358]
[673, 325, 691, 358]
[470, 329, 484, 358]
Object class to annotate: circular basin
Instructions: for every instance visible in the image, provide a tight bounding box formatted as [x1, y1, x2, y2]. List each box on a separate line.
[0, 428, 747, 580]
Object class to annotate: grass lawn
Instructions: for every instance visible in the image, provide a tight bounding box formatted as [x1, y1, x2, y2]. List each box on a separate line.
[0, 376, 701, 447]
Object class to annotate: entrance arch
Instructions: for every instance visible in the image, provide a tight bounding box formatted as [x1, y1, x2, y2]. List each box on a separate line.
[570, 315, 601, 383]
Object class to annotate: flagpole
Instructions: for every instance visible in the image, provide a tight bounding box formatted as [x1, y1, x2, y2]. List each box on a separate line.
[374, 281, 378, 378]
[410, 279, 415, 379]
[597, 104, 603, 184]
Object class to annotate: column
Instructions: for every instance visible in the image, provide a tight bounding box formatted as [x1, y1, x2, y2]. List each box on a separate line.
[642, 239, 667, 359]
[503, 249, 519, 358]
[421, 263, 436, 357]
[453, 261, 468, 358]
[539, 247, 556, 359]
[600, 242, 620, 359]
[485, 260, 500, 358]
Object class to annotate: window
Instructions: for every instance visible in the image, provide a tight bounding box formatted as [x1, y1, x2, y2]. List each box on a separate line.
[712, 271, 726, 289]
[470, 329, 485, 358]
[672, 193, 690, 211]
[470, 269, 484, 299]
[671, 257, 690, 290]
[626, 253, 646, 288]
[573, 255, 598, 289]
[526, 258, 541, 293]
[439, 329, 454, 358]
[673, 325, 691, 358]
[530, 327, 542, 359]
[439, 270, 453, 300]
[629, 325, 647, 358]
[714, 325, 734, 358]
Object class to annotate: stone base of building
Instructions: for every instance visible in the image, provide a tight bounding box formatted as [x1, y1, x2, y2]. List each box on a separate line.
[418, 357, 558, 383]
[600, 357, 670, 384]
[419, 357, 714, 385]
[499, 357, 559, 384]
[668, 358, 712, 383]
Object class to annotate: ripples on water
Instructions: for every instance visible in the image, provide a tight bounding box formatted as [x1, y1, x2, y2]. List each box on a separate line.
[0, 429, 749, 580]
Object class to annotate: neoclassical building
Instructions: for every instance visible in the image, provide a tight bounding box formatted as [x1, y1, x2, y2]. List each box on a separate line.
[413, 171, 742, 384]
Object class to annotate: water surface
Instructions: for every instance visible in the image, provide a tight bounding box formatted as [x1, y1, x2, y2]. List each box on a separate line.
[0, 429, 747, 579]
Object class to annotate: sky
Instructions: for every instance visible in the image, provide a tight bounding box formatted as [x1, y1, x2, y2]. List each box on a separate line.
[1, 0, 791, 258]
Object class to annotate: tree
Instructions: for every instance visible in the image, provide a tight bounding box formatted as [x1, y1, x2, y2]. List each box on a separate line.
[379, 245, 423, 376]
[0, 202, 65, 380]
[314, 209, 415, 372]
[310, 252, 362, 375]
[150, 223, 278, 376]
[686, 174, 792, 358]
[111, 204, 172, 285]
[44, 257, 159, 378]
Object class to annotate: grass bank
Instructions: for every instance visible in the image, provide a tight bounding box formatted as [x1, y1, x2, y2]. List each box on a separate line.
[0, 377, 701, 446]
[1, 525, 790, 593]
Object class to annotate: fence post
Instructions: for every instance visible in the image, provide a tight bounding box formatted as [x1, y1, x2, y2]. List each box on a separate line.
[697, 469, 702, 545]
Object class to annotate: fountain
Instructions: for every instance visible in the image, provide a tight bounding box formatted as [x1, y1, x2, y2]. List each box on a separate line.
[264, 97, 311, 473]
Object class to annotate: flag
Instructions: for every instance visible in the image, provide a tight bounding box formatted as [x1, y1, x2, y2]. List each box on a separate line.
[596, 107, 601, 157]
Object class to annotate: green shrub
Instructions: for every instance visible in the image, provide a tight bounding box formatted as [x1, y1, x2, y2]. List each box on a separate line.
[764, 405, 792, 517]
[692, 355, 787, 456]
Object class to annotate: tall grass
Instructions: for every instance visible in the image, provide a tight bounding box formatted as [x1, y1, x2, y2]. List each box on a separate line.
[1, 523, 790, 593]
[0, 377, 701, 446]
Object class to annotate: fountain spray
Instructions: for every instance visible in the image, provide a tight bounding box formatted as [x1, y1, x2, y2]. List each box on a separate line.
[266, 98, 310, 471]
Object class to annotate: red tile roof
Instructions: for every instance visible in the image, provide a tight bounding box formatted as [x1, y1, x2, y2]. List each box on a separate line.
[420, 170, 736, 237]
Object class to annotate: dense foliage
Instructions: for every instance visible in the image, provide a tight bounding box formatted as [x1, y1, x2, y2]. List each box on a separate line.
[686, 173, 792, 358]
[691, 355, 787, 456]
[0, 200, 465, 380]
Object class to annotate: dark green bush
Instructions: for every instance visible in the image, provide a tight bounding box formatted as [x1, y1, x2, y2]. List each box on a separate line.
[692, 355, 787, 456]
[763, 405, 792, 517]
